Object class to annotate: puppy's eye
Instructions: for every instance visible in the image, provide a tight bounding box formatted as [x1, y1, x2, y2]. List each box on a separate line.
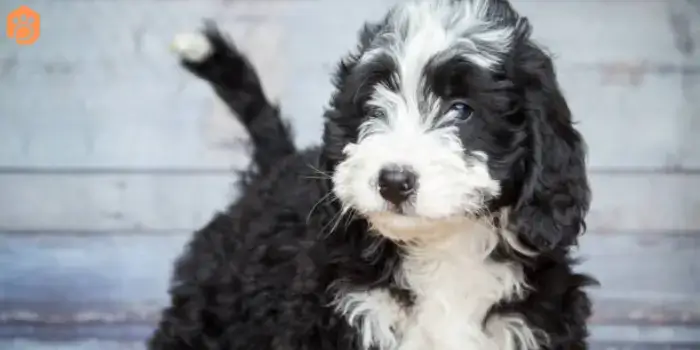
[448, 101, 473, 121]
[372, 109, 386, 119]
[364, 105, 385, 119]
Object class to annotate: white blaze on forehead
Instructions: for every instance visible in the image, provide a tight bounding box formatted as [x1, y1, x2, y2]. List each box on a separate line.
[386, 0, 515, 69]
[360, 0, 515, 135]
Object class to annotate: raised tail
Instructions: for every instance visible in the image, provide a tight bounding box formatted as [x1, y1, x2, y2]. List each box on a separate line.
[171, 21, 296, 174]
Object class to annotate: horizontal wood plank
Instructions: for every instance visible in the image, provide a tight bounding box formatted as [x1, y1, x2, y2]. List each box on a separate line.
[0, 4, 286, 170]
[1, 231, 699, 346]
[591, 325, 700, 348]
[3, 0, 694, 64]
[562, 64, 700, 170]
[2, 339, 698, 350]
[0, 174, 235, 232]
[579, 233, 700, 325]
[2, 62, 698, 170]
[0, 340, 144, 350]
[1, 1, 699, 170]
[586, 173, 700, 232]
[0, 0, 298, 62]
[2, 335, 699, 350]
[1, 231, 698, 323]
[282, 0, 700, 66]
[1, 172, 698, 232]
[0, 233, 190, 305]
[515, 0, 700, 64]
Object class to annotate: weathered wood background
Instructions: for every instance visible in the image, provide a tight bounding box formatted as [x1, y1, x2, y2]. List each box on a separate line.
[1, 0, 699, 349]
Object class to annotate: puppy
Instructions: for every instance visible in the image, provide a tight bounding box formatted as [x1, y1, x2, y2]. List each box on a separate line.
[151, 1, 598, 349]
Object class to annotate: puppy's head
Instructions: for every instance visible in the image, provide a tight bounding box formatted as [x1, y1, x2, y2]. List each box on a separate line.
[322, 0, 590, 249]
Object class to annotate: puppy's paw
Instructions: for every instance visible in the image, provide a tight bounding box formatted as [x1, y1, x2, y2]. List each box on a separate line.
[171, 32, 213, 62]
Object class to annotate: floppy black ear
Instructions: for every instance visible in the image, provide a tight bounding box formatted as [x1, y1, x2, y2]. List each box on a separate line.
[320, 21, 385, 172]
[507, 19, 591, 250]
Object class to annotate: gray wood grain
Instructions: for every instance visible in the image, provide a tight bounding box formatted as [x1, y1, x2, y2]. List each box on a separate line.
[561, 65, 700, 171]
[1, 0, 698, 170]
[0, 340, 144, 350]
[0, 0, 287, 171]
[1, 231, 698, 324]
[0, 173, 235, 232]
[2, 339, 698, 350]
[2, 340, 699, 350]
[587, 173, 700, 232]
[579, 233, 700, 325]
[1, 231, 699, 347]
[1, 172, 698, 232]
[0, 232, 189, 306]
[4, 61, 697, 171]
[1, 0, 699, 347]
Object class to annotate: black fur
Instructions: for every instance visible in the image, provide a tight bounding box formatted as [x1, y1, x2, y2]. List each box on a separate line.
[504, 19, 591, 251]
[179, 21, 296, 175]
[149, 2, 598, 349]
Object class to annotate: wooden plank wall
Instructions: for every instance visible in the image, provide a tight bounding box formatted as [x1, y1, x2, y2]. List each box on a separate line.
[1, 0, 699, 349]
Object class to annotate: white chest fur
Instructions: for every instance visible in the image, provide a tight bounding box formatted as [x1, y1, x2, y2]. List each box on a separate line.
[334, 220, 541, 350]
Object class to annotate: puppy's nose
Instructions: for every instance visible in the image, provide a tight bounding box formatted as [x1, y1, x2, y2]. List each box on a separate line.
[378, 165, 417, 206]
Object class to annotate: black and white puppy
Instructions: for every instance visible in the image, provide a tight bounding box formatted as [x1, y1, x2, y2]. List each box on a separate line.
[151, 0, 597, 349]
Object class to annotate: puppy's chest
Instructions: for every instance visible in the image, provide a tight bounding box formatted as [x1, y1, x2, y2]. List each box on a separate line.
[337, 247, 533, 350]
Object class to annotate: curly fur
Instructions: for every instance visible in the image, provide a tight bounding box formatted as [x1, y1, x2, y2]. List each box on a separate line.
[151, 1, 598, 349]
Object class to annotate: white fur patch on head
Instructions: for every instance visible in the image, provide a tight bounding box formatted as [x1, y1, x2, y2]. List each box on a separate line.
[363, 0, 515, 69]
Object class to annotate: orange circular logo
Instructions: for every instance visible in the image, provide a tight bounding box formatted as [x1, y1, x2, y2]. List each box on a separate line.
[6, 5, 40, 45]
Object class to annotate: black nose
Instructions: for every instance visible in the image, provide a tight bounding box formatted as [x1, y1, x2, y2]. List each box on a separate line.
[377, 165, 417, 206]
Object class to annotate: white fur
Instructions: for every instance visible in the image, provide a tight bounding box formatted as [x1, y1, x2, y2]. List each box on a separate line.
[171, 32, 213, 62]
[334, 217, 541, 350]
[334, 289, 407, 350]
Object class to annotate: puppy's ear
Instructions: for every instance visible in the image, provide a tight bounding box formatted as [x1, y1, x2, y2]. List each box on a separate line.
[319, 53, 361, 172]
[320, 21, 384, 171]
[507, 19, 591, 250]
